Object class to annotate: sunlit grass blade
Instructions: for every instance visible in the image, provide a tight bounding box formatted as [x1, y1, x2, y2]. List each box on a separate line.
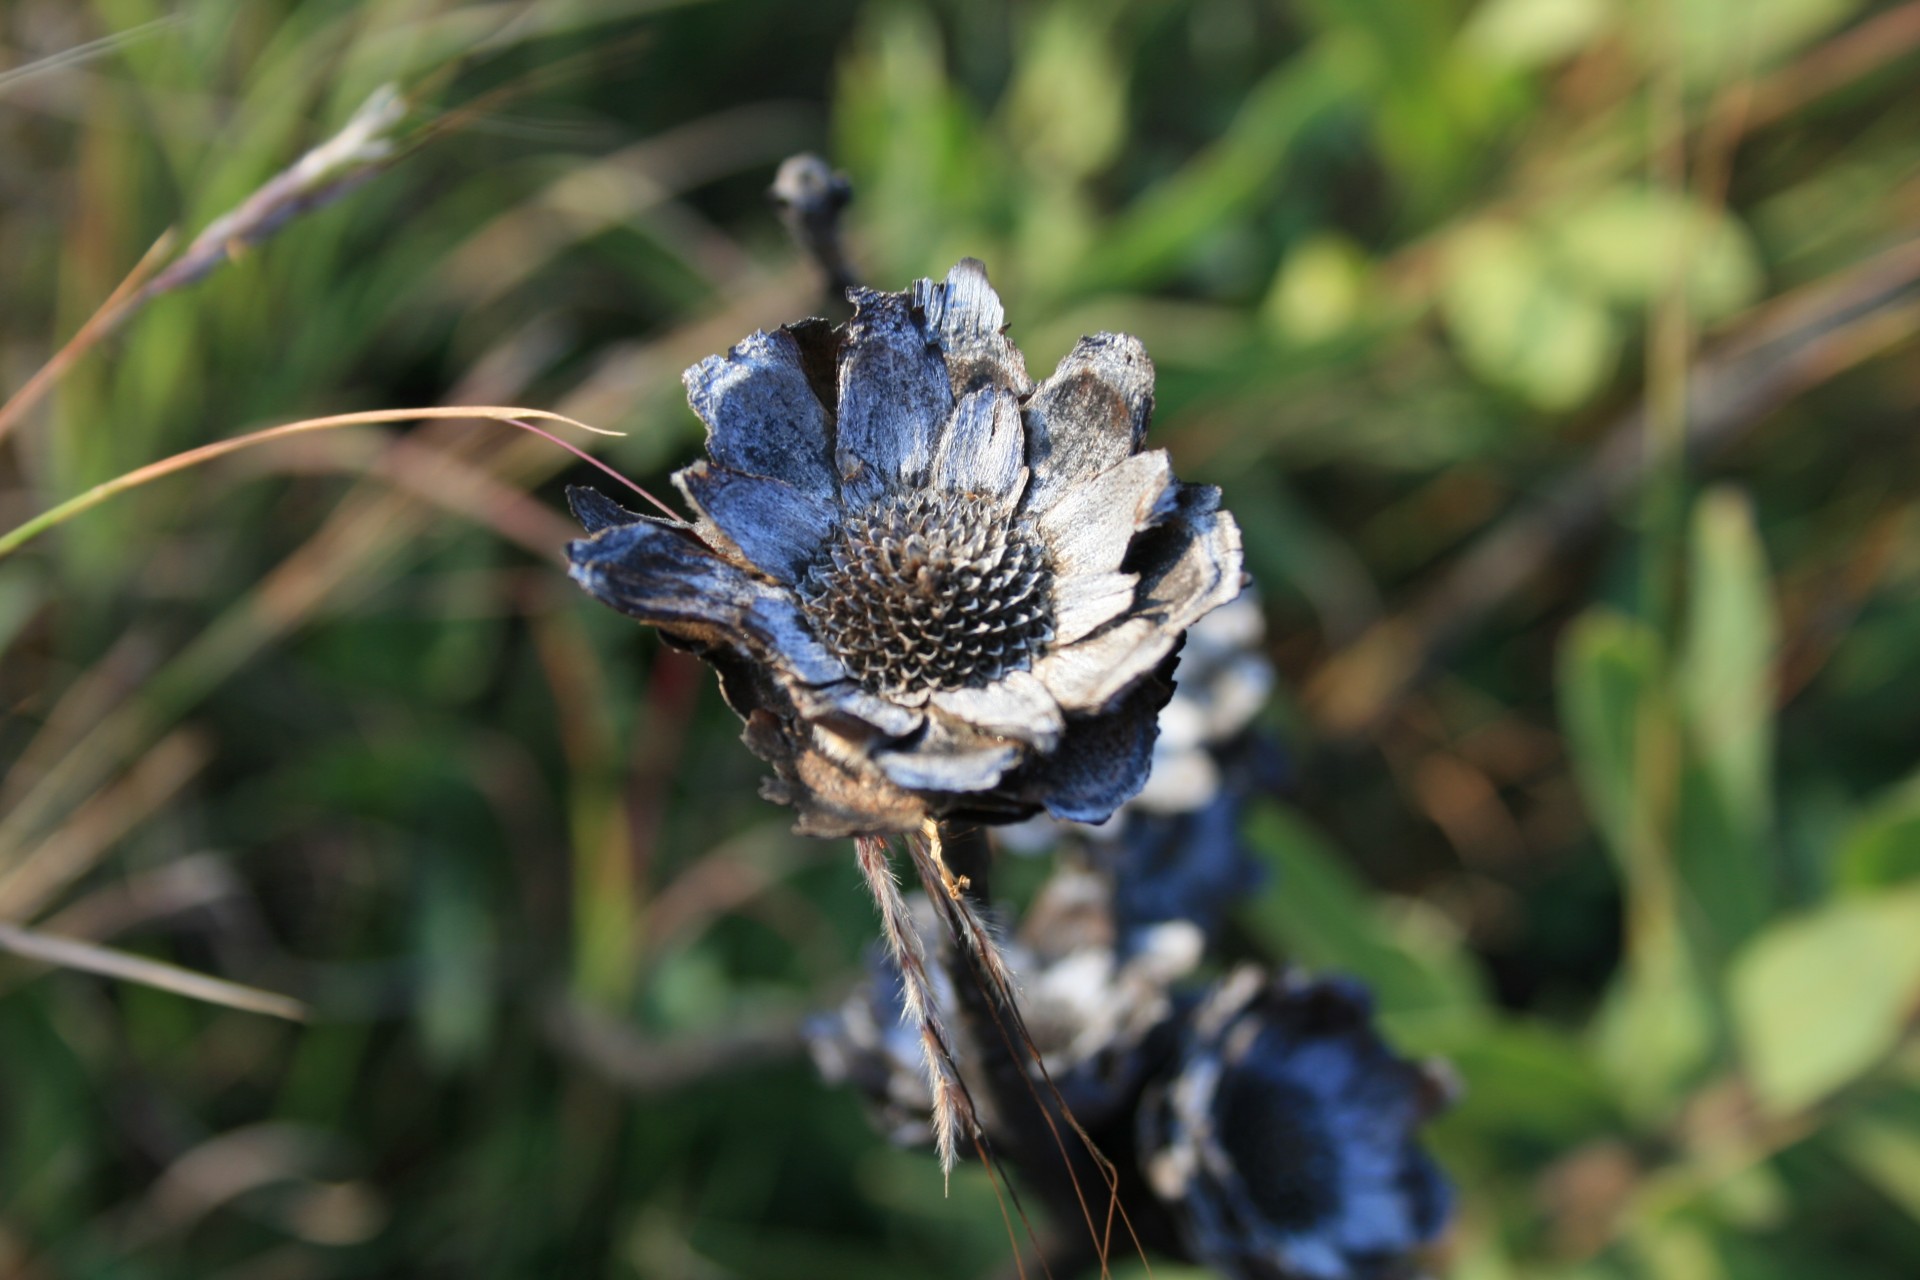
[0, 228, 176, 445]
[0, 406, 669, 562]
[0, 727, 210, 920]
[0, 920, 307, 1022]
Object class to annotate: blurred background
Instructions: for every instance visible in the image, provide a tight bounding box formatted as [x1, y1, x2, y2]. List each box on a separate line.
[3, 0, 1919, 1276]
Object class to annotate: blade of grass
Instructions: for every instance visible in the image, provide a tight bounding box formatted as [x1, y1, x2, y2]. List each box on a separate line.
[0, 405, 659, 562]
[0, 228, 176, 445]
[0, 727, 210, 920]
[0, 920, 307, 1021]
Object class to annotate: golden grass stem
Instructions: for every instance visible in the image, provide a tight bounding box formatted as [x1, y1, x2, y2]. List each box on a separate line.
[0, 406, 654, 562]
[0, 920, 307, 1022]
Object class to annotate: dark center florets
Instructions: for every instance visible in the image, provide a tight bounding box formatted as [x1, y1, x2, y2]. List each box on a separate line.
[798, 491, 1054, 699]
[1217, 1074, 1341, 1232]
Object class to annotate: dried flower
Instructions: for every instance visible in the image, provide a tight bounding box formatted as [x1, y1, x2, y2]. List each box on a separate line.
[807, 867, 1202, 1147]
[1140, 970, 1455, 1280]
[1000, 590, 1284, 944]
[567, 259, 1243, 836]
[809, 841, 1454, 1280]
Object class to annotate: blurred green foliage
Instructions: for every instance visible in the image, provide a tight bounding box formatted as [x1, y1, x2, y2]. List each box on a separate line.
[2, 0, 1919, 1276]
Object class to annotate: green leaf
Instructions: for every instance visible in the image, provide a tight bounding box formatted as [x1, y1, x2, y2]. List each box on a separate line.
[1680, 489, 1775, 829]
[1674, 489, 1777, 949]
[1440, 219, 1620, 410]
[1667, 0, 1862, 89]
[1593, 924, 1716, 1121]
[1560, 610, 1715, 1113]
[1263, 233, 1371, 345]
[1729, 887, 1920, 1114]
[1435, 1020, 1617, 1144]
[1838, 773, 1920, 889]
[1558, 610, 1668, 862]
[1002, 2, 1127, 180]
[1545, 187, 1764, 322]
[1460, 0, 1613, 69]
[0, 563, 42, 657]
[1833, 1108, 1920, 1225]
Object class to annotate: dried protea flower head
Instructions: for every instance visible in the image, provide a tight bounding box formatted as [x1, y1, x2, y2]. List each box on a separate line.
[1140, 970, 1456, 1280]
[567, 259, 1244, 836]
[806, 865, 1203, 1148]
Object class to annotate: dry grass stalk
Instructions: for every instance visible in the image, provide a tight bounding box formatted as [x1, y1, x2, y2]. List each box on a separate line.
[853, 833, 979, 1182]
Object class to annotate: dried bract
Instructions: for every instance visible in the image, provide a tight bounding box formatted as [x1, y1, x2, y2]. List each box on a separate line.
[1140, 970, 1455, 1280]
[567, 259, 1243, 836]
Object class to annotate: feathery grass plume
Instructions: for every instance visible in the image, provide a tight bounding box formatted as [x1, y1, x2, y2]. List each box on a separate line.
[0, 83, 409, 448]
[140, 84, 407, 298]
[853, 835, 980, 1181]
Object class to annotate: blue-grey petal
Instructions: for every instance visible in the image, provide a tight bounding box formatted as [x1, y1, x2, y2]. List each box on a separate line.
[932, 386, 1027, 504]
[1032, 617, 1178, 713]
[567, 517, 763, 633]
[684, 328, 837, 498]
[673, 460, 835, 585]
[739, 594, 848, 686]
[929, 670, 1062, 747]
[1036, 449, 1177, 578]
[1131, 484, 1246, 635]
[836, 289, 953, 505]
[911, 258, 1031, 397]
[1031, 670, 1169, 823]
[1022, 333, 1155, 515]
[792, 682, 925, 739]
[568, 519, 848, 686]
[566, 485, 641, 534]
[1051, 571, 1140, 647]
[874, 727, 1022, 794]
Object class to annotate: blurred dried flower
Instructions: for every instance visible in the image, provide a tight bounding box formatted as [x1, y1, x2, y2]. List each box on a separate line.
[567, 259, 1243, 836]
[1140, 970, 1455, 1280]
[769, 152, 858, 303]
[809, 847, 1454, 1279]
[807, 867, 1202, 1147]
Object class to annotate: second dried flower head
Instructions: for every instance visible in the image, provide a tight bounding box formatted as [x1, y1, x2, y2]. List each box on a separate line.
[567, 260, 1244, 836]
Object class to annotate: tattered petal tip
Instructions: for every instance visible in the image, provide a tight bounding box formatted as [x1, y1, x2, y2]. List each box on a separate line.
[1033, 616, 1179, 715]
[1022, 332, 1156, 514]
[931, 385, 1028, 503]
[1029, 664, 1172, 824]
[1038, 449, 1178, 580]
[1136, 501, 1247, 638]
[912, 258, 1032, 397]
[928, 670, 1063, 748]
[563, 540, 747, 636]
[873, 730, 1023, 795]
[1050, 571, 1140, 648]
[566, 484, 641, 534]
[836, 288, 953, 500]
[743, 712, 929, 838]
[672, 460, 837, 585]
[684, 327, 838, 498]
[793, 682, 925, 740]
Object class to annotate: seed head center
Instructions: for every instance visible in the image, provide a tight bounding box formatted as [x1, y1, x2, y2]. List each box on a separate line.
[798, 492, 1054, 700]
